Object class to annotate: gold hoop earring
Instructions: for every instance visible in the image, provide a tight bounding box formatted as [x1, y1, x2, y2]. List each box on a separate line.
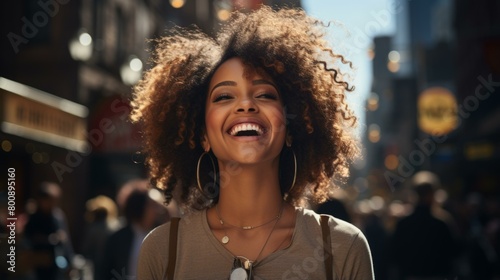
[289, 148, 297, 193]
[196, 151, 217, 197]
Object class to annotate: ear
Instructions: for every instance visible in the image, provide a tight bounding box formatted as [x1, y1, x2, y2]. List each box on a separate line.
[201, 131, 211, 152]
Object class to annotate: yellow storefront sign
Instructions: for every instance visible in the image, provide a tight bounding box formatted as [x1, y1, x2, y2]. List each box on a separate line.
[418, 87, 458, 136]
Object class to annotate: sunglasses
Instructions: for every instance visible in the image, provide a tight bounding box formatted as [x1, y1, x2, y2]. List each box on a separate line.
[230, 256, 253, 280]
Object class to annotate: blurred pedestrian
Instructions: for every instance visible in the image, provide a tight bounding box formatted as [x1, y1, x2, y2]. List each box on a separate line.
[100, 180, 168, 280]
[24, 182, 73, 280]
[390, 171, 456, 279]
[363, 205, 389, 280]
[81, 195, 119, 280]
[464, 193, 500, 279]
[315, 190, 352, 223]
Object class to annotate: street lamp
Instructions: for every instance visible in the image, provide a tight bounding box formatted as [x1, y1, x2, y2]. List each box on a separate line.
[68, 29, 93, 61]
[170, 0, 185, 8]
[214, 0, 232, 21]
[120, 55, 143, 85]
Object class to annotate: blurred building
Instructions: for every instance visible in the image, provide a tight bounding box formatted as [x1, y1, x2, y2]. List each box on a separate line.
[1, 0, 169, 253]
[454, 0, 500, 196]
[362, 36, 398, 194]
[1, 0, 96, 254]
[363, 0, 500, 198]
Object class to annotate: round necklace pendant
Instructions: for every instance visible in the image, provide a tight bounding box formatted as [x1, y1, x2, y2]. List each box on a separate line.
[222, 235, 229, 244]
[230, 267, 248, 280]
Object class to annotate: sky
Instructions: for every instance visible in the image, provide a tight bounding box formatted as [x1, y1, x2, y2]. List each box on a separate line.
[301, 0, 396, 133]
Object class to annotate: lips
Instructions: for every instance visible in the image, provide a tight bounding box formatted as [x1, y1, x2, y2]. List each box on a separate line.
[227, 121, 267, 137]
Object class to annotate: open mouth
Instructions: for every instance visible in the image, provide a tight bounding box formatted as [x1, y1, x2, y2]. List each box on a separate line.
[228, 123, 265, 137]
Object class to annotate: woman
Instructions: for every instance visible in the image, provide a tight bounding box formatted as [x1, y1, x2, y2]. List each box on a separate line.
[132, 6, 374, 280]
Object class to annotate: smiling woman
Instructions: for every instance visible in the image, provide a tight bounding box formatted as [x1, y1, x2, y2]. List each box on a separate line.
[131, 6, 373, 280]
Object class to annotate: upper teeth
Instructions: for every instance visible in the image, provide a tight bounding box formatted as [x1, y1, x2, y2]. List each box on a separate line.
[229, 123, 264, 136]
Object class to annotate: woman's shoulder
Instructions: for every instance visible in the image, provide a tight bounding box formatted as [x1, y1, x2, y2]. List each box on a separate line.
[298, 207, 374, 279]
[138, 222, 172, 279]
[139, 211, 205, 279]
[143, 210, 205, 244]
[140, 221, 173, 260]
[299, 207, 364, 238]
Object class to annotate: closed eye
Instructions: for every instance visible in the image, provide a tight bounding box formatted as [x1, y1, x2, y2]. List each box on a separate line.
[257, 93, 278, 100]
[213, 93, 233, 103]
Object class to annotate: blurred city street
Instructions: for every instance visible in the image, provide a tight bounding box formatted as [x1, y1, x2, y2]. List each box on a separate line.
[1, 0, 499, 279]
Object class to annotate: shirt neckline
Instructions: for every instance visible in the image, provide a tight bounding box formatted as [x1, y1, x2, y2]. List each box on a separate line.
[200, 206, 302, 267]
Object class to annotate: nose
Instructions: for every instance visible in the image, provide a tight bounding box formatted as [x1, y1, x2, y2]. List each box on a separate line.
[235, 98, 258, 113]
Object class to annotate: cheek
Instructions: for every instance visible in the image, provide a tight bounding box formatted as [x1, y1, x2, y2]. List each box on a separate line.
[204, 109, 223, 141]
[269, 106, 287, 134]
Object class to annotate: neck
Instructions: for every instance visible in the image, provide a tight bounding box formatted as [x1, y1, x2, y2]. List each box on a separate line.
[216, 160, 283, 226]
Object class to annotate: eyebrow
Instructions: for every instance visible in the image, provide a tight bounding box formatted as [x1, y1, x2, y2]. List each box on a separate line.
[209, 79, 278, 96]
[210, 81, 237, 95]
[252, 79, 278, 90]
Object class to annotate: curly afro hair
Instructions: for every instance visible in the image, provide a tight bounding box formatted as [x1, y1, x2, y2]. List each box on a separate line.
[131, 6, 359, 210]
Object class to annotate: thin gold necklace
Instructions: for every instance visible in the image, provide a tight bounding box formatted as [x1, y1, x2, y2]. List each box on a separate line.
[228, 204, 284, 280]
[216, 202, 284, 244]
[216, 204, 282, 230]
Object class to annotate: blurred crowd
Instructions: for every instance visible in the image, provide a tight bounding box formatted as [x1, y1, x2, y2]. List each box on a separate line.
[315, 171, 500, 280]
[1, 172, 498, 280]
[0, 179, 175, 280]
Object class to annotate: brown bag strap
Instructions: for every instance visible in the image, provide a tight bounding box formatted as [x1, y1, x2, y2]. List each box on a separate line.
[165, 218, 180, 280]
[321, 215, 333, 280]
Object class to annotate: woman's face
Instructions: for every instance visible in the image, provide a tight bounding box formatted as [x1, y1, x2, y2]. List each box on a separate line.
[204, 57, 286, 165]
